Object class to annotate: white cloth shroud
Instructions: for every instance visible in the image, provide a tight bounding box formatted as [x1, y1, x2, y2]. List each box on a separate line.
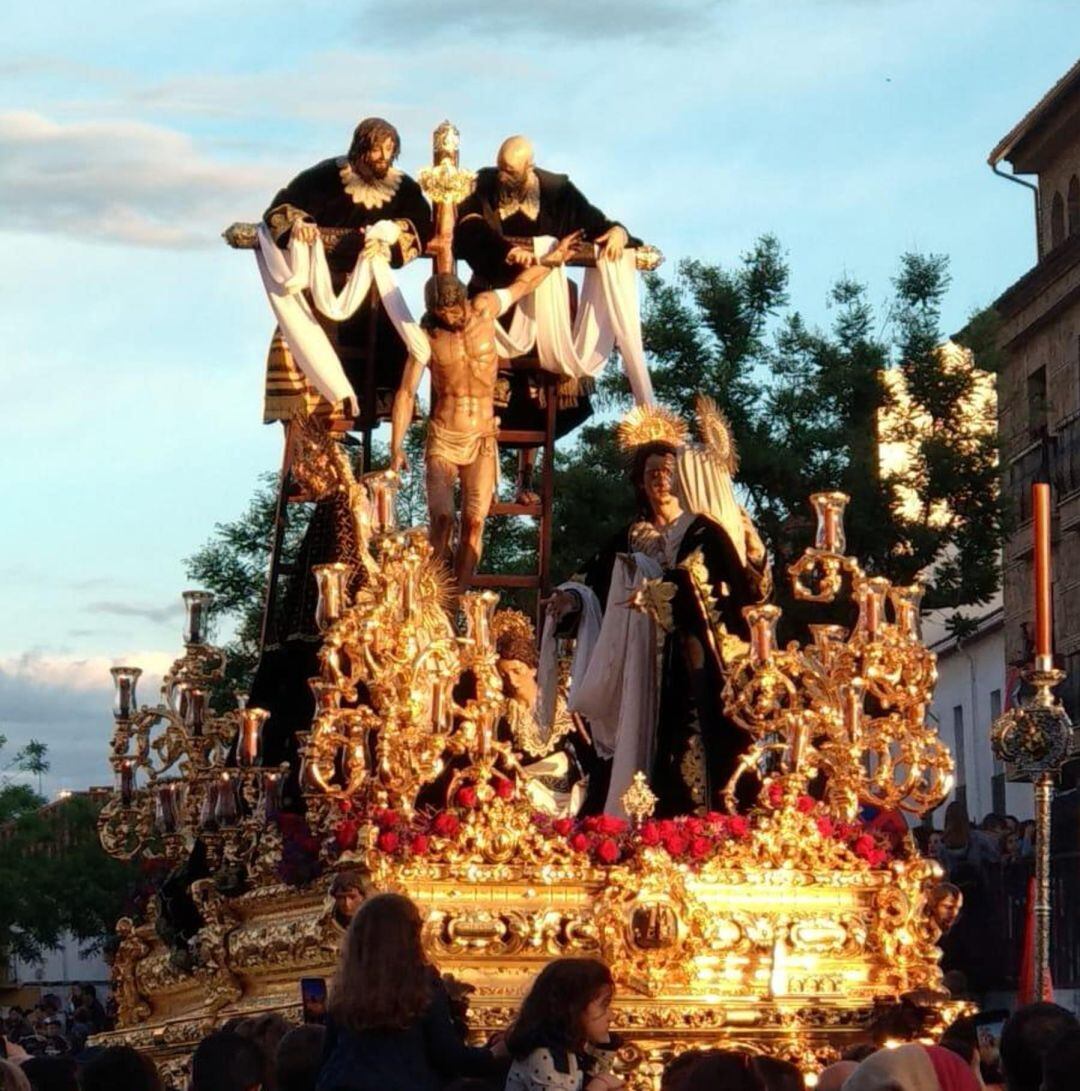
[494, 236, 655, 406]
[556, 552, 663, 817]
[255, 222, 430, 409]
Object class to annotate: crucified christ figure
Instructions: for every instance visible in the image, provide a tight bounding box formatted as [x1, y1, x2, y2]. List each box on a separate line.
[389, 230, 582, 592]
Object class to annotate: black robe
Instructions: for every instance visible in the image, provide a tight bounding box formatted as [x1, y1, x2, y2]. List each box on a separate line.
[454, 168, 641, 443]
[263, 157, 433, 422]
[573, 514, 769, 816]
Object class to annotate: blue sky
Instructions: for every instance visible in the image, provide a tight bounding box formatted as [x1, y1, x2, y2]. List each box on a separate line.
[1, 1, 1077, 793]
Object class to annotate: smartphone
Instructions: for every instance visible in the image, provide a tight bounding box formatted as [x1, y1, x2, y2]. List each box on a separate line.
[975, 1009, 1008, 1054]
[300, 977, 327, 1025]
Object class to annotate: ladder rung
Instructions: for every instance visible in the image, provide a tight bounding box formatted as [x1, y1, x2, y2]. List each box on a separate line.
[491, 501, 543, 517]
[497, 429, 547, 444]
[469, 574, 541, 589]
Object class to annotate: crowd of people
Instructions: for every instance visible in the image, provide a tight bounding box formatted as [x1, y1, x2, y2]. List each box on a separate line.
[2, 889, 1079, 1091]
[914, 803, 1046, 993]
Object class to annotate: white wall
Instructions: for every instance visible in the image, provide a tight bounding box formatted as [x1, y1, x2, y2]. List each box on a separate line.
[926, 602, 1034, 824]
[9, 933, 110, 992]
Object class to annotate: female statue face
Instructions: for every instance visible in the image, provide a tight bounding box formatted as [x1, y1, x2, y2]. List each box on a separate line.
[642, 452, 679, 518]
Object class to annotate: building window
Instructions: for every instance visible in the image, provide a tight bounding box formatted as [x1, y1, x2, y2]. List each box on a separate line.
[1051, 191, 1066, 248]
[1027, 366, 1048, 440]
[1070, 175, 1080, 237]
[952, 704, 967, 788]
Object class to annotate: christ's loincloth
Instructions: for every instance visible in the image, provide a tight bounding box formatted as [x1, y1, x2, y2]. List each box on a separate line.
[425, 418, 500, 519]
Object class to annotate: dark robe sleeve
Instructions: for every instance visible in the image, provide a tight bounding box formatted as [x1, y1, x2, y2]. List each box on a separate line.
[455, 173, 513, 286]
[388, 175, 434, 267]
[263, 159, 339, 244]
[422, 978, 500, 1079]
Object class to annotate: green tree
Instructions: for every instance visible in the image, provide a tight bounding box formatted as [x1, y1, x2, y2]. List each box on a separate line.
[571, 237, 1005, 622]
[0, 741, 137, 960]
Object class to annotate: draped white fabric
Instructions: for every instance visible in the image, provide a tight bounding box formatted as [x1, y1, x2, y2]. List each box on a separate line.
[255, 222, 430, 410]
[565, 552, 663, 817]
[493, 236, 655, 405]
[676, 447, 748, 566]
[537, 579, 603, 740]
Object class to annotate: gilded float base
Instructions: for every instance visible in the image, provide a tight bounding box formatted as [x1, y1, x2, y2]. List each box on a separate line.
[99, 847, 959, 1089]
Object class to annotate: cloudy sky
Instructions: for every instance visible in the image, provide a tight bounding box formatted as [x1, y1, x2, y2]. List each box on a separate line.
[1, 1, 1076, 794]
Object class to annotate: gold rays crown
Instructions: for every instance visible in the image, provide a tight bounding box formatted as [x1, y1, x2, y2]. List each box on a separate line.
[615, 404, 689, 453]
[491, 608, 535, 651]
[695, 394, 739, 475]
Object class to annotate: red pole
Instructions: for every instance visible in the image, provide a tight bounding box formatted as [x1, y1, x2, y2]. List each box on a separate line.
[1033, 483, 1053, 669]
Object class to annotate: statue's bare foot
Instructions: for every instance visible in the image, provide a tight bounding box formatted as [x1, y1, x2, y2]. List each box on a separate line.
[514, 485, 541, 506]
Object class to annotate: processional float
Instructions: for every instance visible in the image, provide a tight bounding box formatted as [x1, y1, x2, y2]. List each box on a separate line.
[96, 123, 970, 1088]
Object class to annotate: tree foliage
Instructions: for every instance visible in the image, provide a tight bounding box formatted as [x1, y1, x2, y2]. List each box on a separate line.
[0, 741, 137, 961]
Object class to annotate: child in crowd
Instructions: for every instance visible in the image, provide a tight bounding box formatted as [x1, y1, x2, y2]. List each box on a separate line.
[505, 958, 623, 1091]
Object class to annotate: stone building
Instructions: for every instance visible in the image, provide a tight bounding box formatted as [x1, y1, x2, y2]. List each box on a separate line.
[990, 58, 1080, 724]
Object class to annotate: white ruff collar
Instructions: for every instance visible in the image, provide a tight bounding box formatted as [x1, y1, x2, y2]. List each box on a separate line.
[337, 158, 403, 210]
[497, 170, 540, 222]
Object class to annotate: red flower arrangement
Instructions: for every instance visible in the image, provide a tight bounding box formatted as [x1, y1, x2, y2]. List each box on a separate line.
[337, 785, 896, 873]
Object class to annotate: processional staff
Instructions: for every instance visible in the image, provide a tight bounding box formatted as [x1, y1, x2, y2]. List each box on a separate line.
[991, 482, 1075, 1001]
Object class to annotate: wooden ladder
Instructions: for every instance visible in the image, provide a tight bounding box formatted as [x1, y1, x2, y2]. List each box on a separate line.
[467, 357, 559, 616]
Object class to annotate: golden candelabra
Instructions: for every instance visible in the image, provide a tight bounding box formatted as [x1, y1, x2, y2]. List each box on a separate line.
[98, 427, 963, 1089]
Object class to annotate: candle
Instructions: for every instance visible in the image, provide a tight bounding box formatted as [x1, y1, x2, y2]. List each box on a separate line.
[117, 758, 136, 806]
[238, 708, 269, 767]
[184, 688, 207, 737]
[841, 679, 866, 745]
[745, 605, 781, 664]
[155, 782, 186, 833]
[215, 773, 239, 826]
[182, 590, 214, 646]
[811, 492, 849, 554]
[1033, 483, 1053, 668]
[110, 666, 142, 721]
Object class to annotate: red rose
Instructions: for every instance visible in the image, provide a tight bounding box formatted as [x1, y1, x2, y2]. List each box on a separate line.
[494, 778, 515, 800]
[705, 811, 726, 826]
[853, 834, 875, 860]
[640, 821, 662, 846]
[374, 809, 400, 830]
[553, 818, 574, 837]
[432, 812, 460, 838]
[377, 830, 400, 853]
[815, 816, 835, 839]
[796, 795, 815, 814]
[410, 834, 430, 856]
[663, 833, 690, 857]
[338, 799, 354, 814]
[684, 817, 704, 836]
[456, 786, 478, 809]
[728, 816, 750, 839]
[596, 815, 628, 836]
[582, 816, 600, 833]
[334, 819, 359, 852]
[868, 848, 888, 868]
[658, 819, 678, 839]
[595, 838, 620, 864]
[690, 836, 712, 860]
[570, 833, 590, 853]
[767, 782, 784, 807]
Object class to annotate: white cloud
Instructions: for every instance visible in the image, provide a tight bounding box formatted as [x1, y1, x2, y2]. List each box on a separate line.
[0, 650, 175, 791]
[0, 110, 276, 248]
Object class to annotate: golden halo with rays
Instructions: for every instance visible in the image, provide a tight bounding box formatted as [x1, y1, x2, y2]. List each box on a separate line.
[615, 404, 689, 453]
[694, 394, 739, 475]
